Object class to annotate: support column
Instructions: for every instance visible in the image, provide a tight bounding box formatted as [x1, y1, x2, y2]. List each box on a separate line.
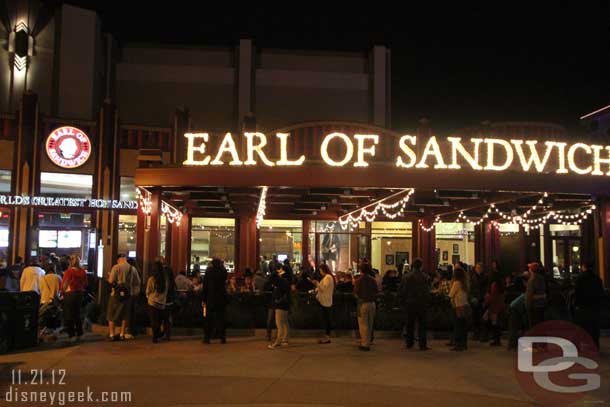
[542, 223, 553, 272]
[301, 219, 310, 270]
[237, 211, 257, 273]
[95, 100, 119, 277]
[581, 215, 596, 268]
[10, 92, 39, 264]
[599, 201, 610, 287]
[415, 217, 436, 273]
[142, 190, 161, 279]
[169, 213, 191, 275]
[236, 39, 254, 129]
[474, 223, 485, 265]
[171, 107, 190, 165]
[370, 45, 390, 127]
[519, 225, 527, 274]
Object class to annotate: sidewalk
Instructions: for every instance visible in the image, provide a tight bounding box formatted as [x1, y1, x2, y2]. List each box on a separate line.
[1, 335, 609, 407]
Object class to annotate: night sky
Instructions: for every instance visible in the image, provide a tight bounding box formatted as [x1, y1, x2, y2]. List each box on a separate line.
[67, 2, 609, 134]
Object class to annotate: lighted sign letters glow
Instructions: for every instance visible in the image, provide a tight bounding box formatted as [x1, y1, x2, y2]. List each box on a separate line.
[182, 131, 610, 177]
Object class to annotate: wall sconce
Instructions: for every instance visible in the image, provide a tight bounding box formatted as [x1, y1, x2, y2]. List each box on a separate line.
[8, 21, 34, 71]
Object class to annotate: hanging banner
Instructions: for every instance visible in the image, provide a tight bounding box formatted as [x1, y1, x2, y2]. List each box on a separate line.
[0, 195, 137, 210]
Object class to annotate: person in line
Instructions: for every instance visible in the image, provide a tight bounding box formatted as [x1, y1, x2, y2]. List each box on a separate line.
[253, 270, 267, 293]
[449, 266, 470, 351]
[381, 269, 400, 292]
[399, 258, 431, 351]
[573, 261, 604, 348]
[106, 254, 137, 341]
[335, 272, 354, 293]
[61, 255, 88, 343]
[175, 270, 194, 292]
[296, 270, 316, 292]
[20, 258, 46, 294]
[485, 266, 505, 346]
[38, 263, 63, 335]
[470, 262, 488, 341]
[259, 255, 270, 275]
[7, 256, 25, 282]
[202, 258, 228, 344]
[268, 269, 291, 349]
[264, 268, 276, 341]
[159, 258, 175, 341]
[525, 262, 547, 330]
[310, 264, 335, 344]
[354, 263, 378, 351]
[146, 261, 168, 343]
[507, 280, 528, 351]
[124, 257, 141, 340]
[0, 267, 19, 292]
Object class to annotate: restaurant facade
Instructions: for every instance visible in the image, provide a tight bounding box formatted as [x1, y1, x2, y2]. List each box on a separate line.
[1, 2, 609, 285]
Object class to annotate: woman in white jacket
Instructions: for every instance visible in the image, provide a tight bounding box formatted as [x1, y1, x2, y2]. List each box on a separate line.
[311, 264, 335, 344]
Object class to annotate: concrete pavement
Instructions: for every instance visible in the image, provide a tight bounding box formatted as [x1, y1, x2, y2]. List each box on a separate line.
[1, 334, 608, 406]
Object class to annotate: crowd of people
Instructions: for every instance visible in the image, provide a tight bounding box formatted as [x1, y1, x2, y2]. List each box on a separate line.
[0, 252, 606, 353]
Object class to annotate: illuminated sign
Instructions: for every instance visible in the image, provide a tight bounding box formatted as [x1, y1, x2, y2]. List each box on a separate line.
[183, 132, 610, 176]
[46, 126, 92, 169]
[0, 195, 137, 209]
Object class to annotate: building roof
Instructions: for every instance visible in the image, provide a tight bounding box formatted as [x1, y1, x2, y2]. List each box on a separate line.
[580, 104, 610, 120]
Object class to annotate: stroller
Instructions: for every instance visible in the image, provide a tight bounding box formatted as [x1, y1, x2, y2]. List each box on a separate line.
[38, 301, 62, 338]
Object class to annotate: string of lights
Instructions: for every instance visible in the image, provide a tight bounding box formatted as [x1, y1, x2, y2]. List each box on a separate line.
[137, 187, 152, 215]
[161, 200, 183, 226]
[255, 186, 268, 229]
[339, 188, 415, 229]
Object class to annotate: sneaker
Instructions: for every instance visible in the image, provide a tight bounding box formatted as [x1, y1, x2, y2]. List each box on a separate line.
[268, 343, 279, 350]
[280, 341, 289, 347]
[123, 334, 135, 340]
[358, 345, 371, 351]
[318, 338, 331, 344]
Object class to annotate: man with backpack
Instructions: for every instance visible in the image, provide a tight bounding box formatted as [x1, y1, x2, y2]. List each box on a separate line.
[107, 254, 138, 341]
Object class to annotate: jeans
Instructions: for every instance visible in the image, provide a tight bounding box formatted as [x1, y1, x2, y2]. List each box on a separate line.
[406, 304, 427, 349]
[454, 312, 468, 349]
[320, 305, 332, 336]
[273, 309, 289, 345]
[357, 301, 376, 347]
[266, 308, 275, 338]
[148, 305, 163, 340]
[63, 291, 84, 338]
[204, 307, 226, 341]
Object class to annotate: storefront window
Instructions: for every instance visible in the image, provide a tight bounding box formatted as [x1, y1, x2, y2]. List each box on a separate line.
[40, 172, 93, 199]
[0, 208, 9, 266]
[435, 223, 474, 267]
[118, 215, 137, 257]
[191, 217, 235, 273]
[160, 216, 167, 258]
[0, 170, 11, 193]
[33, 212, 92, 266]
[371, 221, 411, 274]
[259, 220, 302, 272]
[311, 221, 367, 273]
[549, 225, 581, 278]
[120, 177, 137, 201]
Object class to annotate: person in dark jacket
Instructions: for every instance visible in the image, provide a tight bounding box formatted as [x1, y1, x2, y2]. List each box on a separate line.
[268, 270, 291, 349]
[573, 261, 604, 348]
[202, 258, 229, 344]
[399, 258, 431, 350]
[470, 262, 488, 341]
[354, 263, 378, 351]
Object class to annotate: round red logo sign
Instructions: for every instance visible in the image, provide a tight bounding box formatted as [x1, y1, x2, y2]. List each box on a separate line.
[46, 126, 91, 169]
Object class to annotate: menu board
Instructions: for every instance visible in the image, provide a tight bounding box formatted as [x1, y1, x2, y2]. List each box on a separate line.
[58, 230, 82, 248]
[39, 230, 58, 248]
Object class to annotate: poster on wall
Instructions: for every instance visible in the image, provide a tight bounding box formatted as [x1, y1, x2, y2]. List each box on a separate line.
[385, 254, 394, 265]
[396, 251, 409, 266]
[452, 244, 459, 254]
[442, 251, 449, 261]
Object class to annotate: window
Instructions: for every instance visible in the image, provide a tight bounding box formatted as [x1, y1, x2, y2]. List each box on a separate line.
[311, 221, 368, 273]
[120, 177, 137, 201]
[0, 209, 9, 266]
[259, 220, 302, 270]
[40, 172, 93, 199]
[160, 216, 167, 258]
[118, 215, 137, 256]
[0, 170, 11, 193]
[435, 223, 474, 266]
[371, 221, 411, 274]
[191, 217, 235, 273]
[34, 213, 92, 265]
